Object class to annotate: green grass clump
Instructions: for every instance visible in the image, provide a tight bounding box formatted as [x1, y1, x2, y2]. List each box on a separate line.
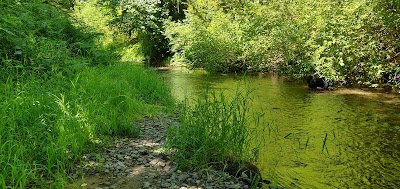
[1, 78, 85, 188]
[167, 88, 260, 170]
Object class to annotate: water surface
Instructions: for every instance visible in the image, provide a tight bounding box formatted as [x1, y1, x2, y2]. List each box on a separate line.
[159, 68, 400, 188]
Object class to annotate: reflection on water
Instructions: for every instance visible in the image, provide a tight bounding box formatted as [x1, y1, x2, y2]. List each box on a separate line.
[159, 68, 400, 188]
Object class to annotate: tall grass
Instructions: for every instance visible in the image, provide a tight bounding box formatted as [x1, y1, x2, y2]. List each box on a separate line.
[167, 87, 261, 170]
[0, 1, 174, 187]
[0, 63, 173, 188]
[0, 0, 115, 82]
[75, 63, 174, 136]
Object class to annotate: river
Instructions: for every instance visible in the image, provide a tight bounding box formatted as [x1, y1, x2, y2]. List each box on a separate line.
[158, 67, 400, 188]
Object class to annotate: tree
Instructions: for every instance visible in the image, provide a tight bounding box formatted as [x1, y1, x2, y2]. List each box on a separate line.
[108, 0, 187, 66]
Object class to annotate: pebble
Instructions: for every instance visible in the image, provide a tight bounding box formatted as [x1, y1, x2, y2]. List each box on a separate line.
[101, 182, 111, 186]
[177, 174, 189, 181]
[143, 182, 150, 188]
[72, 115, 272, 189]
[226, 183, 242, 188]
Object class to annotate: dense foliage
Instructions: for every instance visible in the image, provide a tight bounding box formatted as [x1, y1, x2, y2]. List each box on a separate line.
[164, 0, 400, 85]
[1, 0, 399, 187]
[106, 0, 187, 66]
[0, 0, 115, 81]
[0, 0, 173, 188]
[97, 0, 400, 84]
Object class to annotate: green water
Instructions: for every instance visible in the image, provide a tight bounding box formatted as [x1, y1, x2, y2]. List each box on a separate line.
[159, 68, 400, 188]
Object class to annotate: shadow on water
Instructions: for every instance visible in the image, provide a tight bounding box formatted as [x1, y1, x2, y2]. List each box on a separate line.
[158, 68, 400, 188]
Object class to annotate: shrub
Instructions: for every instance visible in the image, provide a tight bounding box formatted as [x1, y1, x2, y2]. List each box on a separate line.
[107, 0, 187, 66]
[165, 0, 400, 84]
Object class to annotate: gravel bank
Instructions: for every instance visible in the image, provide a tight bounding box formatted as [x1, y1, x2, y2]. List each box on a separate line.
[70, 115, 277, 189]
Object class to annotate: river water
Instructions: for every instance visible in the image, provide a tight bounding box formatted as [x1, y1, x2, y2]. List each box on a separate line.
[158, 67, 400, 188]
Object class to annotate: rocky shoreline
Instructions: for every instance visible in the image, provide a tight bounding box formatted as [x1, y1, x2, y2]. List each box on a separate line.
[70, 115, 277, 189]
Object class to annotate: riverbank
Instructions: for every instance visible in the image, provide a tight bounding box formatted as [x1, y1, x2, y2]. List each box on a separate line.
[159, 65, 400, 94]
[70, 114, 278, 189]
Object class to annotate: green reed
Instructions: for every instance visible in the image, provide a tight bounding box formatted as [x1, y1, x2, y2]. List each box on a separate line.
[167, 86, 261, 170]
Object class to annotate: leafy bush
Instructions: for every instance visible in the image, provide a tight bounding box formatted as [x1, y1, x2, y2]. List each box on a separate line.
[165, 8, 242, 72]
[165, 1, 267, 73]
[165, 0, 400, 84]
[107, 0, 186, 66]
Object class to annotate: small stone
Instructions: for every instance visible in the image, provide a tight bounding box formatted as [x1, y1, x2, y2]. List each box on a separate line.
[177, 173, 190, 181]
[161, 183, 170, 187]
[225, 184, 242, 189]
[191, 173, 199, 180]
[168, 166, 177, 173]
[117, 161, 125, 167]
[116, 179, 125, 185]
[101, 182, 111, 186]
[170, 173, 177, 180]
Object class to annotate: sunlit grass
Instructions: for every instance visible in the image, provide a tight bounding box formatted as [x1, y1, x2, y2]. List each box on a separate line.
[72, 0, 144, 63]
[0, 0, 174, 188]
[0, 63, 173, 188]
[167, 86, 263, 170]
[72, 0, 115, 48]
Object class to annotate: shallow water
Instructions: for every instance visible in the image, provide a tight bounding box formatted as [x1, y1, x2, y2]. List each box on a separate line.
[159, 68, 400, 188]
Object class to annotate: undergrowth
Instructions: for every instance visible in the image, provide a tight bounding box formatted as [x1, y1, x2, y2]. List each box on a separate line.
[0, 0, 173, 188]
[0, 63, 173, 188]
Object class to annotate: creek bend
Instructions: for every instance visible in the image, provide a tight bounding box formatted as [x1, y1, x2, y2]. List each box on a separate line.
[158, 67, 400, 188]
